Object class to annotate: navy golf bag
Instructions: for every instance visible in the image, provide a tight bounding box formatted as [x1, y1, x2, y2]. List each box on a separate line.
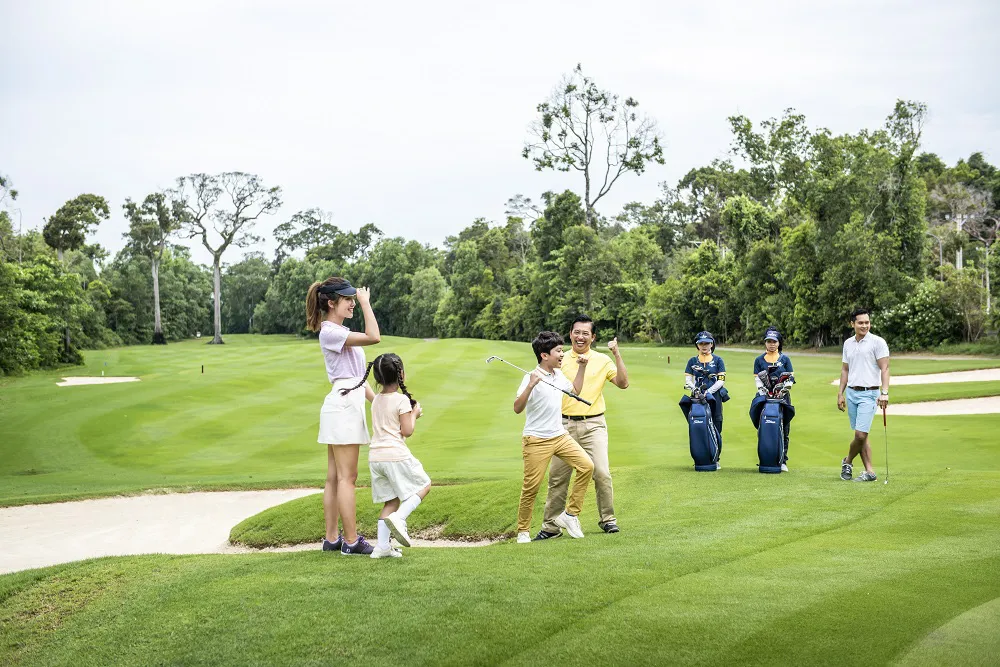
[679, 392, 722, 471]
[749, 395, 795, 473]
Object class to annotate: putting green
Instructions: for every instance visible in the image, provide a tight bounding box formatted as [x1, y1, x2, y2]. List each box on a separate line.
[1, 335, 998, 665]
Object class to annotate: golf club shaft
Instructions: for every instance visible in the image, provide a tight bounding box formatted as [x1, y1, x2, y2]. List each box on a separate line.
[883, 407, 889, 482]
[488, 357, 592, 406]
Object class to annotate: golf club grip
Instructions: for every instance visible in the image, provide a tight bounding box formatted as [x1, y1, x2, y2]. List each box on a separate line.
[563, 389, 592, 406]
[883, 407, 887, 427]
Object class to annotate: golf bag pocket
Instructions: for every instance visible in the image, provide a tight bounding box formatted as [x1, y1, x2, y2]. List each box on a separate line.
[683, 398, 720, 471]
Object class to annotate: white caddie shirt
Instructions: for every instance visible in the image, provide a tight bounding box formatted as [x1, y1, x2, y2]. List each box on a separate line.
[842, 332, 890, 388]
[516, 367, 572, 438]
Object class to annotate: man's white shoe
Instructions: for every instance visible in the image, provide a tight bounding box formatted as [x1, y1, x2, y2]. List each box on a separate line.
[517, 531, 531, 544]
[780, 463, 789, 472]
[384, 512, 411, 547]
[553, 512, 584, 538]
[370, 546, 403, 559]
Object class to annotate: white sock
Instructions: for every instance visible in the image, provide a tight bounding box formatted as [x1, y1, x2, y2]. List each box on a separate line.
[397, 494, 422, 520]
[377, 519, 391, 549]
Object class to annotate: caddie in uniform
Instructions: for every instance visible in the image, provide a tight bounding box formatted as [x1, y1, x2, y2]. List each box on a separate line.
[536, 315, 629, 539]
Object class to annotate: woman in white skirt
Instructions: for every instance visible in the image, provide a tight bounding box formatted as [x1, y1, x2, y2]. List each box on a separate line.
[306, 277, 381, 555]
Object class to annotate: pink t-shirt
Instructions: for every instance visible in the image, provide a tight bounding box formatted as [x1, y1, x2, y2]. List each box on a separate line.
[319, 321, 367, 382]
[369, 393, 414, 462]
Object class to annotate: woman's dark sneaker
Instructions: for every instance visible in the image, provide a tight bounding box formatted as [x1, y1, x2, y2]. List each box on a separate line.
[841, 460, 853, 481]
[533, 530, 561, 541]
[341, 535, 375, 555]
[322, 536, 343, 551]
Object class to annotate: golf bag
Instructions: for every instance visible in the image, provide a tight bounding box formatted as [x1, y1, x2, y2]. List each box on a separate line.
[679, 392, 722, 471]
[749, 394, 795, 474]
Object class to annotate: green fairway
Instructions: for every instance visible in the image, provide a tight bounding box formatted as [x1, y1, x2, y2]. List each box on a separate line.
[2, 335, 999, 665]
[2, 334, 998, 506]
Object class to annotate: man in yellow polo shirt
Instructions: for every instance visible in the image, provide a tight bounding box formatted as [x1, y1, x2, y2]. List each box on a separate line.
[537, 314, 629, 538]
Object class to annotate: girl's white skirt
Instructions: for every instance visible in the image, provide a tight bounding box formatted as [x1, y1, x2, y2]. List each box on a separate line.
[318, 378, 370, 445]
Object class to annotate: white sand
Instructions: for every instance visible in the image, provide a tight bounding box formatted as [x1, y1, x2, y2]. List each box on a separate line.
[829, 367, 1000, 386]
[57, 376, 140, 386]
[0, 489, 493, 574]
[888, 396, 1000, 416]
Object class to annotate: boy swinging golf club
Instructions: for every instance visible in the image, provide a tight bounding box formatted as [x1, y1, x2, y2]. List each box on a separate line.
[511, 332, 594, 544]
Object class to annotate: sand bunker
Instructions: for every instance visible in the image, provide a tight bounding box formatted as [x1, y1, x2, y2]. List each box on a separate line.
[829, 367, 1000, 386]
[0, 489, 493, 574]
[57, 376, 140, 387]
[889, 396, 1000, 416]
[891, 368, 1000, 385]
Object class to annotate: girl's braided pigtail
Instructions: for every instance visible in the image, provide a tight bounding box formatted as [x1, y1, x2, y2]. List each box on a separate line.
[340, 361, 375, 395]
[394, 357, 417, 407]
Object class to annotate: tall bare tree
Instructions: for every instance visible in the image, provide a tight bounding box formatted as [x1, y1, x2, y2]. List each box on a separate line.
[523, 64, 664, 228]
[123, 193, 184, 344]
[173, 172, 282, 344]
[930, 182, 981, 268]
[966, 192, 1000, 315]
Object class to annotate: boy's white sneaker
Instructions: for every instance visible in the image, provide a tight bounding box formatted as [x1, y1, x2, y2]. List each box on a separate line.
[516, 531, 531, 544]
[370, 546, 402, 559]
[384, 512, 411, 547]
[553, 512, 584, 538]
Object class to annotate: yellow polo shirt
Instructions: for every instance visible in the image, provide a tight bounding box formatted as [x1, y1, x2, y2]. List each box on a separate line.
[561, 349, 617, 416]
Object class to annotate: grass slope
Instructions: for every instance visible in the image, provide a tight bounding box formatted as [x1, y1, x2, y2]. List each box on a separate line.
[3, 469, 999, 665]
[2, 335, 999, 665]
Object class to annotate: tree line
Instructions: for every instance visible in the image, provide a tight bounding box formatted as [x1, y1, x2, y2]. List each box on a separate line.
[2, 66, 998, 376]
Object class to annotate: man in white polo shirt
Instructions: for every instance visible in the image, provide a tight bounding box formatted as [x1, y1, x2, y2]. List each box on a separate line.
[837, 308, 890, 482]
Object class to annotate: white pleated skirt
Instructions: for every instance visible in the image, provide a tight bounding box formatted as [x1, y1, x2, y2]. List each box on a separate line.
[318, 378, 370, 445]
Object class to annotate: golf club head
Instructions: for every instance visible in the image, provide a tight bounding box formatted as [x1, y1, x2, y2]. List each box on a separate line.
[757, 370, 771, 391]
[485, 356, 500, 364]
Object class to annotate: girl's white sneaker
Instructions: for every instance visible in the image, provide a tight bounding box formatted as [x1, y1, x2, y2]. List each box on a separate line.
[371, 546, 402, 559]
[516, 532, 531, 544]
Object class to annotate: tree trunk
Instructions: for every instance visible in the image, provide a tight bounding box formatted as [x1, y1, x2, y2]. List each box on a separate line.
[152, 258, 166, 344]
[986, 246, 992, 316]
[585, 171, 594, 228]
[57, 247, 64, 262]
[211, 257, 224, 344]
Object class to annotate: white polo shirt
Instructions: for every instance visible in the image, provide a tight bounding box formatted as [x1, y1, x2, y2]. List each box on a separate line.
[516, 367, 572, 438]
[842, 332, 890, 388]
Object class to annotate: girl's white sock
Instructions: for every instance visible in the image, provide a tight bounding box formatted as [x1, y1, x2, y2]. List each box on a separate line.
[397, 494, 422, 520]
[377, 519, 391, 549]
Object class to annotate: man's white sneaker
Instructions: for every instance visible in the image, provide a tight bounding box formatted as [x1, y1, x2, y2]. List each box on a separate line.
[384, 512, 411, 547]
[370, 546, 402, 559]
[517, 531, 531, 544]
[553, 512, 584, 538]
[780, 463, 789, 472]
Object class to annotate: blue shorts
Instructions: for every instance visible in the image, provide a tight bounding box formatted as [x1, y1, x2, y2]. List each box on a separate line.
[846, 388, 878, 434]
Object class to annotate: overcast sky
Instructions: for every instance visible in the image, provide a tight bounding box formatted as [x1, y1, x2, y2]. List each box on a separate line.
[2, 0, 998, 266]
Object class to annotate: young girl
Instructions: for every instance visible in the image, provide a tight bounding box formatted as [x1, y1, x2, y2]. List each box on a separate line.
[753, 327, 795, 471]
[306, 277, 381, 556]
[348, 353, 431, 559]
[684, 331, 728, 457]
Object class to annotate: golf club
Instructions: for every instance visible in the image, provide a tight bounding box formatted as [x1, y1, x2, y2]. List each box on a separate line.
[882, 406, 889, 484]
[485, 355, 592, 406]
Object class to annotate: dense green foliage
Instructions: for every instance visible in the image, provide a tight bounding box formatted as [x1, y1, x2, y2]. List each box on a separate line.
[3, 101, 999, 377]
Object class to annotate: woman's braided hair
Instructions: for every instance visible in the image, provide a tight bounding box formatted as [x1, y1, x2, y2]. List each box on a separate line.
[339, 353, 416, 407]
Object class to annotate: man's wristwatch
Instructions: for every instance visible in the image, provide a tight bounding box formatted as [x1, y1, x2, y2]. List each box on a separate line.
[880, 390, 889, 397]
